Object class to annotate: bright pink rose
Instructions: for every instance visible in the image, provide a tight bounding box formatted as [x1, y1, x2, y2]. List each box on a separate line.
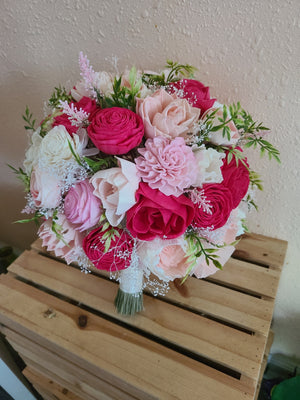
[135, 136, 197, 196]
[87, 107, 144, 155]
[53, 96, 98, 135]
[83, 227, 134, 271]
[136, 89, 200, 140]
[221, 150, 250, 208]
[30, 166, 61, 209]
[169, 79, 216, 115]
[64, 180, 102, 232]
[126, 182, 195, 241]
[192, 184, 233, 230]
[38, 214, 84, 265]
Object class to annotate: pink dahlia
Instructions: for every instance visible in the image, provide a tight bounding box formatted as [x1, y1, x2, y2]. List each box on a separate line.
[135, 136, 197, 197]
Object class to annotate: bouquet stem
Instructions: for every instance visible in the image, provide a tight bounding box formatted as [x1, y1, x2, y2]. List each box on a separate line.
[114, 261, 144, 315]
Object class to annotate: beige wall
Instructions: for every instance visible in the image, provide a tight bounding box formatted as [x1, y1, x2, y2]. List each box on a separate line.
[1, 0, 299, 357]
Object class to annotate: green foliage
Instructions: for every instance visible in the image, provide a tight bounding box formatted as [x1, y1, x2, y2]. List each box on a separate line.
[249, 170, 263, 191]
[244, 136, 281, 162]
[221, 146, 249, 169]
[48, 85, 72, 109]
[244, 194, 258, 212]
[182, 231, 224, 283]
[142, 60, 196, 87]
[83, 155, 118, 173]
[99, 213, 121, 253]
[67, 139, 85, 168]
[104, 66, 142, 110]
[51, 210, 69, 246]
[8, 164, 30, 192]
[13, 211, 42, 226]
[22, 106, 36, 131]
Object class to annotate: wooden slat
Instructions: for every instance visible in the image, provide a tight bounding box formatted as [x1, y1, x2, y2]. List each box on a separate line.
[8, 250, 266, 381]
[207, 258, 281, 298]
[5, 328, 137, 400]
[0, 275, 255, 400]
[234, 233, 287, 270]
[23, 366, 85, 400]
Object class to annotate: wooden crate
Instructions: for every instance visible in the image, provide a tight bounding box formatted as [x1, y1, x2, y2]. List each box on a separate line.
[0, 233, 287, 400]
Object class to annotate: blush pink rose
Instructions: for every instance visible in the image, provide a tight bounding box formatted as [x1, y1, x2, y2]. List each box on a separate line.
[221, 149, 250, 208]
[38, 214, 84, 265]
[137, 237, 191, 281]
[87, 107, 144, 155]
[30, 166, 61, 209]
[136, 88, 200, 140]
[169, 79, 216, 115]
[192, 184, 234, 230]
[126, 182, 195, 241]
[53, 96, 98, 136]
[64, 180, 102, 232]
[83, 227, 134, 271]
[135, 136, 197, 197]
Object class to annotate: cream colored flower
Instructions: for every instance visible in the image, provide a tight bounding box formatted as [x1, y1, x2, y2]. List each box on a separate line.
[71, 71, 113, 101]
[39, 125, 82, 168]
[193, 146, 225, 186]
[90, 158, 140, 226]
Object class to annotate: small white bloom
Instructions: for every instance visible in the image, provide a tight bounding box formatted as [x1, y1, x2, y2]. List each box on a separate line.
[193, 147, 225, 186]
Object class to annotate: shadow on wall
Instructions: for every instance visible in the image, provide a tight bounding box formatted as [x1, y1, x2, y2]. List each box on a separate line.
[0, 184, 36, 251]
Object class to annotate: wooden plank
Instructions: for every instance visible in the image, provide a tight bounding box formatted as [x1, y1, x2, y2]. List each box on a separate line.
[207, 258, 281, 298]
[5, 328, 138, 400]
[8, 250, 266, 381]
[0, 275, 255, 400]
[234, 233, 288, 270]
[24, 366, 85, 400]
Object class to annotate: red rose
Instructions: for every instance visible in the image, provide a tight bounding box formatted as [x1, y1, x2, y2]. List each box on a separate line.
[221, 150, 250, 208]
[192, 184, 233, 230]
[126, 182, 195, 241]
[83, 227, 134, 271]
[53, 96, 98, 136]
[87, 107, 144, 155]
[169, 79, 216, 115]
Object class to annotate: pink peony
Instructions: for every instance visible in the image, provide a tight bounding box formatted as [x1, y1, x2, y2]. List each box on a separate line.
[64, 179, 102, 232]
[136, 88, 200, 140]
[169, 79, 216, 115]
[30, 166, 61, 209]
[38, 214, 84, 264]
[135, 136, 197, 197]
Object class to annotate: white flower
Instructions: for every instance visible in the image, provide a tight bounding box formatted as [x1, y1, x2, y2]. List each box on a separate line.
[90, 158, 140, 226]
[39, 125, 83, 168]
[71, 71, 113, 101]
[193, 147, 225, 186]
[23, 128, 43, 174]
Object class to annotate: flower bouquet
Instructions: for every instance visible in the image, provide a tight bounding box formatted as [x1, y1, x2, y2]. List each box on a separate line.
[12, 53, 280, 315]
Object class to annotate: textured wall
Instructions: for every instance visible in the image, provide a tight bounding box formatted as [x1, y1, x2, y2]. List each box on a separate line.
[0, 0, 299, 357]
